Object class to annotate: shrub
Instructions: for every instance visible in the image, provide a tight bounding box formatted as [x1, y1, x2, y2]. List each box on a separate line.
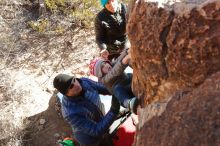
[28, 19, 48, 32]
[45, 0, 66, 11]
[44, 0, 101, 28]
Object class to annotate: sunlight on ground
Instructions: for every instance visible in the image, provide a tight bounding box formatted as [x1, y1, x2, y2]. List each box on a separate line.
[13, 70, 51, 116]
[0, 69, 51, 142]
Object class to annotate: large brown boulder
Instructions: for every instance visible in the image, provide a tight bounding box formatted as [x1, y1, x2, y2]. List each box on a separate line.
[127, 0, 220, 145]
[133, 71, 220, 146]
[128, 0, 220, 106]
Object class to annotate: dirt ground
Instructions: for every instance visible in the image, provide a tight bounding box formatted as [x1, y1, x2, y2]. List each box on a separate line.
[21, 31, 99, 146]
[22, 93, 73, 146]
[0, 27, 100, 146]
[0, 1, 104, 145]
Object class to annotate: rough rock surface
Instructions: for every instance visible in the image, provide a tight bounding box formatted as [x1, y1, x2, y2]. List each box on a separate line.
[127, 0, 220, 145]
[128, 0, 220, 106]
[134, 71, 220, 146]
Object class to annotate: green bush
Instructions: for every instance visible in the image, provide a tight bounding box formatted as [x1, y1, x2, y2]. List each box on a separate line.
[45, 0, 66, 11]
[44, 0, 101, 28]
[29, 0, 128, 31]
[28, 19, 48, 32]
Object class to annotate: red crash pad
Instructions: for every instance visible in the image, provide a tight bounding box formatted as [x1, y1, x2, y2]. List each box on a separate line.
[113, 116, 136, 146]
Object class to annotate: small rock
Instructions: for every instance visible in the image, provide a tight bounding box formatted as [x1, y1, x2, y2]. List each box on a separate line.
[24, 119, 31, 125]
[45, 87, 53, 94]
[39, 118, 46, 125]
[79, 71, 85, 75]
[38, 125, 44, 131]
[54, 133, 60, 138]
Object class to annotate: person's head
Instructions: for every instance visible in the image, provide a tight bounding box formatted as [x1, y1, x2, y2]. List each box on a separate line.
[101, 61, 112, 74]
[53, 74, 82, 97]
[101, 0, 119, 13]
[94, 59, 112, 78]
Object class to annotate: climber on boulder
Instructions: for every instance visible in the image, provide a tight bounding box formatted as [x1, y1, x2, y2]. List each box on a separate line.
[95, 0, 130, 61]
[91, 48, 139, 114]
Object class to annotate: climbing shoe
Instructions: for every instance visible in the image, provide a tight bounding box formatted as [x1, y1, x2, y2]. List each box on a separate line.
[129, 97, 138, 114]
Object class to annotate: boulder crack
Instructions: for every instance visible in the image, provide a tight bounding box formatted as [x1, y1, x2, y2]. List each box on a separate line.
[159, 11, 174, 79]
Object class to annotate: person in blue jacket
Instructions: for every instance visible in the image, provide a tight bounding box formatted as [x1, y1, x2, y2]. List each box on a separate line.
[53, 74, 119, 146]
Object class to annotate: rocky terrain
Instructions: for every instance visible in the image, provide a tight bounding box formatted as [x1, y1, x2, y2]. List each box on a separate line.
[0, 0, 99, 145]
[1, 0, 220, 146]
[128, 0, 220, 145]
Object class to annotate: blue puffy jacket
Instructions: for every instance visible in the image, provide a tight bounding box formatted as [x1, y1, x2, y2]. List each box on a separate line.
[61, 78, 117, 145]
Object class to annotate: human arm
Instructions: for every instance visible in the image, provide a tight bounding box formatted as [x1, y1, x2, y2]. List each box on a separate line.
[85, 78, 111, 95]
[122, 48, 131, 65]
[67, 110, 117, 137]
[100, 49, 129, 85]
[100, 49, 109, 60]
[95, 15, 107, 51]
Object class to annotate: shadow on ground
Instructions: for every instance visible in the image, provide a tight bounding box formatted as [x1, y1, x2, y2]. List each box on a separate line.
[22, 93, 72, 146]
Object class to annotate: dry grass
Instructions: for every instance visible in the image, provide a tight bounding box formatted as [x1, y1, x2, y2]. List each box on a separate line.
[0, 0, 99, 145]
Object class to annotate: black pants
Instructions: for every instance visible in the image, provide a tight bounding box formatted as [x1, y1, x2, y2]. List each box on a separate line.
[80, 134, 114, 146]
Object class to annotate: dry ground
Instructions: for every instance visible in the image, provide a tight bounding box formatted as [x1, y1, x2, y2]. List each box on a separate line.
[0, 1, 100, 144]
[0, 27, 99, 146]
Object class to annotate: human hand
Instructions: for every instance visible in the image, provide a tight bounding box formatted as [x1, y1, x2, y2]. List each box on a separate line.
[110, 96, 120, 114]
[122, 53, 131, 65]
[126, 48, 131, 54]
[114, 40, 122, 46]
[100, 49, 109, 60]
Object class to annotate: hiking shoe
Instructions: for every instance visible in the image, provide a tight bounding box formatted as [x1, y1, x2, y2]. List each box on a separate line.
[129, 97, 138, 114]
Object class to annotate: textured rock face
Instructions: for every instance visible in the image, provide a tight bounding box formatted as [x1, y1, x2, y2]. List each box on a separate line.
[128, 0, 220, 106]
[134, 71, 220, 146]
[127, 0, 220, 145]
